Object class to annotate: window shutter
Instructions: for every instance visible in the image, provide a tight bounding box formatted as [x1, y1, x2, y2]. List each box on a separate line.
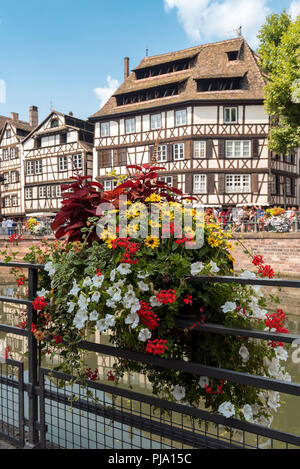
[121, 149, 127, 165]
[207, 174, 215, 194]
[167, 144, 173, 162]
[149, 145, 154, 162]
[218, 140, 225, 159]
[113, 149, 119, 166]
[61, 133, 67, 144]
[185, 141, 192, 159]
[253, 139, 259, 159]
[16, 171, 19, 183]
[251, 173, 259, 193]
[172, 174, 178, 188]
[206, 139, 213, 159]
[291, 178, 295, 197]
[15, 147, 19, 158]
[218, 173, 225, 194]
[291, 152, 295, 165]
[185, 173, 192, 194]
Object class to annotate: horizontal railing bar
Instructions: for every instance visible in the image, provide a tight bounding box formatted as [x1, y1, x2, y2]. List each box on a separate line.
[42, 387, 239, 449]
[0, 324, 28, 337]
[187, 275, 300, 288]
[175, 319, 300, 344]
[78, 341, 300, 396]
[0, 296, 32, 306]
[41, 368, 300, 447]
[0, 262, 44, 270]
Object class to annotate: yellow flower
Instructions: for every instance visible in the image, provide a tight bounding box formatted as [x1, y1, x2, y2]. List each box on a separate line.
[145, 236, 160, 249]
[145, 193, 162, 203]
[207, 235, 222, 248]
[106, 237, 116, 249]
[127, 224, 140, 236]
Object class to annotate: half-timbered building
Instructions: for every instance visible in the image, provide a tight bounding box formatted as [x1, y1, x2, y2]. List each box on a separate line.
[22, 111, 94, 215]
[0, 108, 37, 218]
[90, 38, 299, 206]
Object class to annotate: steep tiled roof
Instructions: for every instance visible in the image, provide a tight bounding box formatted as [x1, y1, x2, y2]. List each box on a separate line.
[90, 37, 266, 119]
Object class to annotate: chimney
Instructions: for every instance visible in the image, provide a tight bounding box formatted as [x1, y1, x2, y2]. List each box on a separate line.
[29, 105, 38, 128]
[124, 57, 130, 80]
[69, 111, 73, 116]
[11, 112, 19, 122]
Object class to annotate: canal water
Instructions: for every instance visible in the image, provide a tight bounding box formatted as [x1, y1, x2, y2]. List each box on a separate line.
[0, 273, 299, 448]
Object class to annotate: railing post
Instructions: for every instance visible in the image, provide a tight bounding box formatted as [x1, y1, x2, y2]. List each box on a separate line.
[27, 267, 39, 446]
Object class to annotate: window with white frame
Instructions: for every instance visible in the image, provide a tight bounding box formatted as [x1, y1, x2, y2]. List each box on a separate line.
[25, 188, 33, 200]
[151, 113, 162, 130]
[286, 178, 292, 196]
[194, 141, 206, 158]
[56, 185, 62, 197]
[125, 118, 135, 134]
[224, 107, 238, 123]
[67, 131, 77, 143]
[173, 143, 185, 160]
[72, 154, 83, 170]
[3, 149, 8, 160]
[157, 145, 167, 162]
[159, 175, 173, 187]
[193, 174, 207, 193]
[58, 156, 68, 171]
[6, 130, 11, 138]
[10, 147, 16, 159]
[101, 122, 110, 137]
[26, 161, 34, 175]
[175, 109, 187, 126]
[225, 140, 250, 158]
[103, 180, 117, 192]
[38, 186, 47, 198]
[35, 160, 42, 174]
[11, 171, 18, 183]
[3, 197, 10, 207]
[12, 195, 18, 206]
[3, 173, 9, 184]
[225, 174, 251, 193]
[41, 134, 60, 147]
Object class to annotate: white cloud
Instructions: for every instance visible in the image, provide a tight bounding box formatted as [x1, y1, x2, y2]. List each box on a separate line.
[164, 0, 272, 48]
[288, 0, 300, 20]
[93, 75, 120, 106]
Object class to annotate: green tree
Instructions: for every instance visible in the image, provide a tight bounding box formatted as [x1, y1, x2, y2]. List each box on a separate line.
[257, 12, 300, 154]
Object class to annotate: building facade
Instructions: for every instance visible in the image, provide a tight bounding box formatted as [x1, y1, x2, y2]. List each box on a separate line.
[22, 111, 94, 215]
[0, 108, 37, 218]
[90, 38, 299, 207]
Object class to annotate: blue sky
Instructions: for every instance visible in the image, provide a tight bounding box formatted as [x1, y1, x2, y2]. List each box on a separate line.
[0, 0, 299, 122]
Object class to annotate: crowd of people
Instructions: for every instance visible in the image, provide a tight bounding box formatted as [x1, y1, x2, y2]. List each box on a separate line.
[205, 206, 300, 232]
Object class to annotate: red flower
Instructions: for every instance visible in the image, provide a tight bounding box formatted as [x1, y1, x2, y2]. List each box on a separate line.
[16, 276, 25, 287]
[85, 368, 99, 382]
[258, 264, 275, 278]
[156, 289, 177, 305]
[96, 269, 102, 277]
[107, 370, 115, 381]
[265, 309, 289, 347]
[138, 301, 160, 330]
[183, 295, 193, 305]
[52, 334, 63, 345]
[252, 255, 264, 266]
[146, 339, 167, 356]
[31, 324, 37, 333]
[32, 296, 47, 311]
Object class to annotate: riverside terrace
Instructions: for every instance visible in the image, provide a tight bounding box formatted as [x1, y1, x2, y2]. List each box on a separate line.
[0, 261, 300, 449]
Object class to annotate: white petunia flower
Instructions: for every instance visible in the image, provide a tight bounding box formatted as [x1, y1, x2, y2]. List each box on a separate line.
[241, 270, 256, 280]
[106, 299, 116, 308]
[190, 262, 204, 276]
[110, 269, 116, 282]
[67, 301, 76, 313]
[117, 263, 132, 275]
[172, 385, 186, 401]
[73, 312, 88, 329]
[209, 261, 220, 274]
[138, 328, 152, 342]
[241, 404, 253, 422]
[275, 346, 288, 362]
[44, 261, 56, 277]
[91, 291, 101, 303]
[131, 298, 141, 314]
[125, 311, 140, 329]
[198, 376, 209, 389]
[69, 280, 80, 296]
[267, 391, 281, 412]
[89, 310, 98, 321]
[105, 314, 116, 328]
[107, 286, 122, 303]
[137, 281, 149, 292]
[221, 301, 236, 314]
[92, 274, 104, 288]
[218, 401, 235, 418]
[150, 296, 160, 308]
[78, 293, 90, 311]
[37, 288, 49, 297]
[137, 271, 150, 279]
[82, 277, 92, 287]
[96, 318, 107, 332]
[239, 345, 250, 363]
[123, 290, 138, 308]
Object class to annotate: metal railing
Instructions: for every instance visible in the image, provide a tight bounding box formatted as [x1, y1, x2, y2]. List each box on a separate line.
[220, 212, 300, 233]
[0, 263, 300, 448]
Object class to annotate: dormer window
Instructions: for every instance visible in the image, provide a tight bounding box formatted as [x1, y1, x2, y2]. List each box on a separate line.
[227, 51, 239, 61]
